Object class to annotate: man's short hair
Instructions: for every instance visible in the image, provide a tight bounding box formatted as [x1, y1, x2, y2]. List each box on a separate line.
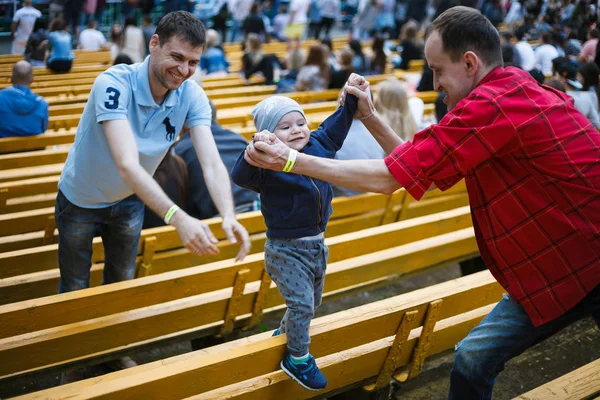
[87, 19, 97, 29]
[431, 6, 502, 67]
[155, 11, 206, 48]
[590, 28, 600, 39]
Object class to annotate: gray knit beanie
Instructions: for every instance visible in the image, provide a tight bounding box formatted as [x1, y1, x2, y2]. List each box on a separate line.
[251, 96, 306, 133]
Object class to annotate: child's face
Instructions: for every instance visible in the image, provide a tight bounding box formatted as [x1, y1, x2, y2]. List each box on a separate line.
[273, 111, 310, 151]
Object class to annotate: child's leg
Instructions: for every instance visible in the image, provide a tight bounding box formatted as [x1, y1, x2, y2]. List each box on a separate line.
[264, 238, 323, 357]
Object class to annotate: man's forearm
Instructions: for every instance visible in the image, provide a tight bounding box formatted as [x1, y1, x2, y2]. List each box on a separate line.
[361, 112, 405, 155]
[292, 154, 401, 194]
[203, 161, 236, 219]
[119, 163, 177, 220]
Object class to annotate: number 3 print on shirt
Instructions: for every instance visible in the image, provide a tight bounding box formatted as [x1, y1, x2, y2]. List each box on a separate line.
[105, 87, 121, 110]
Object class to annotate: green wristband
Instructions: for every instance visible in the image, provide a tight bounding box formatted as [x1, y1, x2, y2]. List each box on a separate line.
[163, 205, 180, 225]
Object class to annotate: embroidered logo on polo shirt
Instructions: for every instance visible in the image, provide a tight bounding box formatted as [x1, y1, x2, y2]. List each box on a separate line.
[163, 117, 176, 142]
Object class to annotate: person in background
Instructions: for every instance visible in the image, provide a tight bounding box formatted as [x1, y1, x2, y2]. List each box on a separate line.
[296, 44, 330, 91]
[46, 18, 74, 73]
[320, 37, 339, 71]
[349, 38, 370, 74]
[535, 32, 559, 76]
[579, 28, 599, 62]
[307, 0, 321, 39]
[11, 0, 41, 55]
[200, 29, 230, 75]
[271, 4, 290, 41]
[242, 33, 276, 84]
[228, 0, 253, 42]
[0, 61, 48, 138]
[143, 146, 189, 229]
[113, 53, 134, 65]
[318, 0, 339, 39]
[108, 23, 123, 61]
[565, 31, 582, 60]
[120, 16, 146, 63]
[514, 28, 536, 71]
[578, 62, 600, 112]
[554, 60, 600, 128]
[374, 77, 420, 141]
[370, 35, 387, 74]
[25, 18, 48, 67]
[141, 15, 156, 56]
[329, 48, 355, 89]
[243, 2, 267, 41]
[212, 0, 229, 44]
[286, 0, 310, 39]
[353, 0, 380, 41]
[175, 101, 259, 220]
[375, 0, 396, 38]
[78, 20, 108, 51]
[397, 20, 422, 70]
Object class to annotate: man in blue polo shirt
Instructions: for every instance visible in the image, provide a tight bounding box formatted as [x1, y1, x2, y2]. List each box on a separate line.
[56, 11, 251, 296]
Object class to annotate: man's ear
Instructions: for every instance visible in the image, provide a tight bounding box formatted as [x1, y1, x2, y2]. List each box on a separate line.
[463, 51, 480, 77]
[149, 34, 160, 53]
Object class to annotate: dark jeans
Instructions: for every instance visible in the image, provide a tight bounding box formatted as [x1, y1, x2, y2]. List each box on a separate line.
[55, 190, 145, 293]
[319, 17, 335, 38]
[47, 59, 73, 73]
[449, 286, 600, 400]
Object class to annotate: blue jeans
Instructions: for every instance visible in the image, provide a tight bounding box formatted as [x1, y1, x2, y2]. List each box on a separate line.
[449, 285, 600, 400]
[55, 190, 145, 293]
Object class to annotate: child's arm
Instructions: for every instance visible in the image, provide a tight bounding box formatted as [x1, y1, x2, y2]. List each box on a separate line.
[231, 146, 264, 191]
[311, 93, 359, 152]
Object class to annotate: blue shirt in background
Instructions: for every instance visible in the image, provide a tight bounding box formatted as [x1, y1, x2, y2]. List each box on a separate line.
[47, 31, 74, 63]
[0, 85, 48, 138]
[58, 56, 212, 208]
[200, 46, 230, 74]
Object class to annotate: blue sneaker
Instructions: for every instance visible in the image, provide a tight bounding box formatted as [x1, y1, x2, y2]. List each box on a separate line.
[272, 328, 281, 337]
[280, 353, 327, 391]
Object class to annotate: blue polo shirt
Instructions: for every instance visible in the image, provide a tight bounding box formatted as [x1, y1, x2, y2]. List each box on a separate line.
[58, 56, 212, 208]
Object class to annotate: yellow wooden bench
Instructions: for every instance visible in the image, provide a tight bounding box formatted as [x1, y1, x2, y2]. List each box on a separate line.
[0, 183, 469, 303]
[512, 358, 600, 400]
[9, 269, 500, 399]
[0, 207, 476, 380]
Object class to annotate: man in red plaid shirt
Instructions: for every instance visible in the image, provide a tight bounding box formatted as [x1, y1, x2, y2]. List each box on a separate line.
[245, 6, 599, 398]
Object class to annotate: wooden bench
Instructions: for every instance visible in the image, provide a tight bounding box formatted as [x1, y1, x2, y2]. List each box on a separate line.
[0, 208, 478, 381]
[0, 184, 470, 304]
[8, 269, 500, 399]
[513, 358, 600, 400]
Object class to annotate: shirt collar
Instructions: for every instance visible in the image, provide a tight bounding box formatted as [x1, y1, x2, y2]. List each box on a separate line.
[477, 66, 505, 87]
[136, 56, 180, 108]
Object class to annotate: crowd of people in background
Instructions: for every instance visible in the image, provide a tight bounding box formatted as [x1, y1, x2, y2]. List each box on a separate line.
[5, 0, 600, 219]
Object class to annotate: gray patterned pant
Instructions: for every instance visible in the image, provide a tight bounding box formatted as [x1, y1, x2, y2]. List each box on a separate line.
[264, 237, 328, 357]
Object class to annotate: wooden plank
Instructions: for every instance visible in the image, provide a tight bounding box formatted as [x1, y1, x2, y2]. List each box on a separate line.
[513, 358, 600, 400]
[0, 148, 69, 170]
[10, 272, 500, 399]
[0, 228, 480, 379]
[0, 206, 473, 339]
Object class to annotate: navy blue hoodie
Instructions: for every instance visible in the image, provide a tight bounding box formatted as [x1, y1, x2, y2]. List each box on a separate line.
[0, 85, 48, 138]
[231, 94, 358, 239]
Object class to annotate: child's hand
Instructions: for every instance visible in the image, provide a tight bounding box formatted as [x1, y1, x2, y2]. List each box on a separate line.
[252, 130, 277, 145]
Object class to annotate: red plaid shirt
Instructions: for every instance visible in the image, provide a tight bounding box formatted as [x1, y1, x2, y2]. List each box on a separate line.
[385, 67, 600, 327]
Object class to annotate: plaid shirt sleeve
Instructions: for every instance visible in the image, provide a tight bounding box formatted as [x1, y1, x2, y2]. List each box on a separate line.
[385, 93, 519, 199]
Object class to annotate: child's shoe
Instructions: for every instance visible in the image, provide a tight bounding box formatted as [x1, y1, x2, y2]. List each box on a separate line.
[280, 353, 327, 391]
[272, 327, 282, 337]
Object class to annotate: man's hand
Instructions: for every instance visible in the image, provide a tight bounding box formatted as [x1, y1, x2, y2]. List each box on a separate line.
[245, 134, 291, 171]
[222, 216, 251, 261]
[339, 73, 376, 119]
[170, 210, 219, 257]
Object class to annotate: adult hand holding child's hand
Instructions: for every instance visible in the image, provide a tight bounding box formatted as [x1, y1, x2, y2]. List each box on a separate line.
[339, 73, 376, 120]
[245, 130, 291, 171]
